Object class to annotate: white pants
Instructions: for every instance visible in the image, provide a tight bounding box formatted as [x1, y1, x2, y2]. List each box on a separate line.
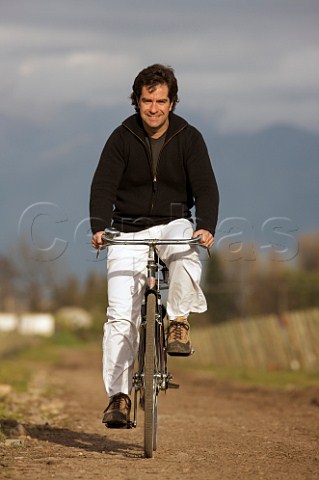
[102, 219, 207, 397]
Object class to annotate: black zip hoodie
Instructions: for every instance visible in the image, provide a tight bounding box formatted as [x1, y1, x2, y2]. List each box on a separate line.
[90, 112, 219, 234]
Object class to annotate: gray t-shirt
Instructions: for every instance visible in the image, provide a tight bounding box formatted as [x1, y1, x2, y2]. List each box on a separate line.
[145, 133, 166, 178]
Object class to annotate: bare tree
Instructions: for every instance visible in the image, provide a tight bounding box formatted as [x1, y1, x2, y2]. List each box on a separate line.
[0, 254, 18, 311]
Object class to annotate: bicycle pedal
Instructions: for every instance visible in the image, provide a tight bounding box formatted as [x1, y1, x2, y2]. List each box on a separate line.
[168, 382, 180, 389]
[105, 422, 131, 430]
[126, 420, 136, 429]
[167, 350, 194, 357]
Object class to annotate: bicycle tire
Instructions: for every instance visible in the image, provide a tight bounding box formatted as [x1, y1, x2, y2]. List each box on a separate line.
[144, 293, 157, 458]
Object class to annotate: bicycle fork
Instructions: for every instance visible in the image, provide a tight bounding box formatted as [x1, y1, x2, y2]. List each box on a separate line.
[130, 309, 173, 429]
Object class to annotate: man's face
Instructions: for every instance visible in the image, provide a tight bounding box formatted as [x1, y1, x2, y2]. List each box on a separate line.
[138, 83, 172, 137]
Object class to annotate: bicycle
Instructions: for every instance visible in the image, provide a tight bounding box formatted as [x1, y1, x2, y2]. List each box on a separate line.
[98, 227, 202, 458]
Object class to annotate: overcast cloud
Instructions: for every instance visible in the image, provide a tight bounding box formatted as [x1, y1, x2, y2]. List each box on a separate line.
[1, 0, 319, 133]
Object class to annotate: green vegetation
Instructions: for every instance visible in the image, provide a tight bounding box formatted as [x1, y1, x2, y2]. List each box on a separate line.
[0, 361, 31, 393]
[206, 366, 319, 390]
[0, 330, 92, 392]
[0, 332, 97, 424]
[0, 401, 14, 421]
[204, 245, 319, 323]
[171, 360, 319, 390]
[0, 233, 318, 401]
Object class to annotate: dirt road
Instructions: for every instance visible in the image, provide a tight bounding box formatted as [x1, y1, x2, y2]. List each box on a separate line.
[1, 345, 319, 480]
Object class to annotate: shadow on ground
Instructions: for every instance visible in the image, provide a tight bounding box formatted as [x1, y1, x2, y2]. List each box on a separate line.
[24, 423, 143, 457]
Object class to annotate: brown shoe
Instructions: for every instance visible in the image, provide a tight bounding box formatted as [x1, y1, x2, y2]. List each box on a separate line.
[166, 318, 192, 356]
[102, 393, 131, 428]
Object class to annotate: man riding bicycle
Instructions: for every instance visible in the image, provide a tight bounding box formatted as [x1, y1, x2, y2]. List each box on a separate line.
[90, 64, 219, 428]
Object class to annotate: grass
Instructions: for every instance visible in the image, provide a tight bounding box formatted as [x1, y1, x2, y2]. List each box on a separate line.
[0, 330, 87, 391]
[2, 331, 319, 394]
[0, 331, 92, 426]
[0, 428, 6, 443]
[230, 367, 319, 389]
[0, 402, 13, 420]
[0, 361, 32, 393]
[183, 361, 319, 390]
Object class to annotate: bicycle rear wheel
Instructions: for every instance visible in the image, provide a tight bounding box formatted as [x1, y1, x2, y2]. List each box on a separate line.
[144, 292, 158, 458]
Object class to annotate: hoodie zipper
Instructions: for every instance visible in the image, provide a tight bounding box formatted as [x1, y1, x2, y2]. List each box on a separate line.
[153, 125, 186, 182]
[123, 124, 187, 213]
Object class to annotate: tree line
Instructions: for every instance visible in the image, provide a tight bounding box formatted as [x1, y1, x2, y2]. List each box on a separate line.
[1, 234, 319, 323]
[204, 252, 319, 323]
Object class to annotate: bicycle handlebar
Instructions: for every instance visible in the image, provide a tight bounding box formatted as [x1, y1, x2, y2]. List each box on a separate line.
[95, 228, 204, 258]
[100, 234, 202, 247]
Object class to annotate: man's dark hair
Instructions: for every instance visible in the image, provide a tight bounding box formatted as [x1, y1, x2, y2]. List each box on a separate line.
[130, 64, 179, 112]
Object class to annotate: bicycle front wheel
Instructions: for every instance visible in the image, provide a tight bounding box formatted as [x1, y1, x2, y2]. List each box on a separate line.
[144, 292, 158, 458]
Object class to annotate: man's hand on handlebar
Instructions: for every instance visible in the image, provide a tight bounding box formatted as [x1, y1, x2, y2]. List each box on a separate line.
[193, 229, 214, 250]
[91, 231, 104, 249]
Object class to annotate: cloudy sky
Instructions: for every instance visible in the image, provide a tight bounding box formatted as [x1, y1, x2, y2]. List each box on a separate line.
[1, 0, 318, 275]
[1, 0, 319, 134]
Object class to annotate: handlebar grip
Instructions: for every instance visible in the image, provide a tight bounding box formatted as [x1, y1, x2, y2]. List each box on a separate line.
[102, 227, 121, 241]
[192, 234, 202, 242]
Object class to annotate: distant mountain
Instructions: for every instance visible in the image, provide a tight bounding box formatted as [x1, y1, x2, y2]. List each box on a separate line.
[1, 105, 318, 276]
[209, 124, 319, 236]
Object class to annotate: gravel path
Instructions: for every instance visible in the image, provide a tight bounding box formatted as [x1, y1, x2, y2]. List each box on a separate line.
[1, 345, 319, 479]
